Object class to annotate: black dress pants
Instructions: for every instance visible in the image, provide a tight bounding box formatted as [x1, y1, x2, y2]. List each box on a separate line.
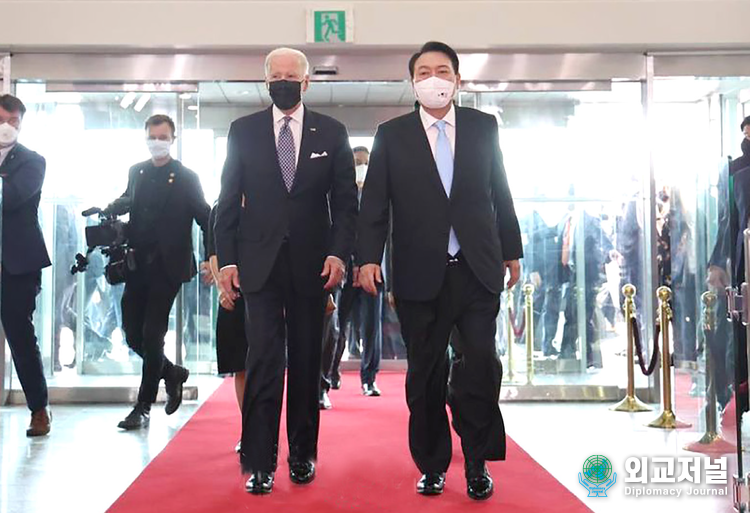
[121, 256, 181, 404]
[2, 269, 48, 412]
[240, 244, 327, 473]
[395, 257, 505, 474]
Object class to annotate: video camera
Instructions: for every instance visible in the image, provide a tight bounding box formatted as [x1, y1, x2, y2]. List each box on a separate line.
[70, 202, 135, 285]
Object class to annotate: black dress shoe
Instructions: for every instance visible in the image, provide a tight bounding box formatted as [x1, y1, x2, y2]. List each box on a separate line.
[117, 403, 151, 430]
[245, 471, 274, 494]
[289, 460, 316, 485]
[362, 383, 382, 397]
[331, 376, 342, 390]
[165, 365, 189, 415]
[465, 461, 493, 501]
[417, 473, 445, 496]
[319, 390, 332, 410]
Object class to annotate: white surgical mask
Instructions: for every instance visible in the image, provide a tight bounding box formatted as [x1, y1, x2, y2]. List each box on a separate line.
[147, 139, 172, 159]
[413, 76, 456, 109]
[0, 122, 19, 147]
[355, 164, 368, 184]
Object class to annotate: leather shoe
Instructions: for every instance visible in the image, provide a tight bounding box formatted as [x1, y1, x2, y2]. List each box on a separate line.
[362, 382, 381, 397]
[117, 403, 150, 430]
[465, 461, 493, 501]
[26, 408, 51, 437]
[245, 471, 274, 494]
[319, 390, 332, 410]
[331, 376, 342, 390]
[165, 365, 189, 415]
[289, 460, 316, 485]
[417, 473, 445, 495]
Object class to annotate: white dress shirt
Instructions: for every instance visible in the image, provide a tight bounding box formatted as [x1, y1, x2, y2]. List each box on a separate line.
[0, 144, 15, 167]
[419, 105, 456, 156]
[273, 104, 304, 167]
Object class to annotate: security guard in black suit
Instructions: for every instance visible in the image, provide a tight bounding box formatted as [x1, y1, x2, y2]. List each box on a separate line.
[107, 114, 210, 430]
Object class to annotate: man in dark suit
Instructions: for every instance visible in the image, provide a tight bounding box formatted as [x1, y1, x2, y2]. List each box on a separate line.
[357, 42, 523, 501]
[107, 114, 210, 430]
[0, 94, 52, 437]
[215, 47, 358, 495]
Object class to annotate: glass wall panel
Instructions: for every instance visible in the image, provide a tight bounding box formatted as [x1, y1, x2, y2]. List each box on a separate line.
[474, 82, 652, 386]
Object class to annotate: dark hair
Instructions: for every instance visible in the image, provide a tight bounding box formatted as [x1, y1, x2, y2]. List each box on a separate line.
[352, 146, 369, 154]
[408, 41, 460, 79]
[144, 114, 176, 137]
[0, 94, 26, 117]
[742, 116, 750, 131]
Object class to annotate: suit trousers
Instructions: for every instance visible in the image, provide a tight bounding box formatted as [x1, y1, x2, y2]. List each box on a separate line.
[240, 243, 327, 473]
[2, 269, 48, 412]
[395, 257, 505, 474]
[121, 256, 181, 404]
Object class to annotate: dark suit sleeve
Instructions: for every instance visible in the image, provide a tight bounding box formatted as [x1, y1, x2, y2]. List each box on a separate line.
[488, 120, 523, 261]
[3, 153, 45, 212]
[328, 123, 358, 262]
[188, 172, 211, 261]
[709, 160, 731, 268]
[215, 122, 243, 269]
[357, 125, 390, 266]
[206, 206, 217, 259]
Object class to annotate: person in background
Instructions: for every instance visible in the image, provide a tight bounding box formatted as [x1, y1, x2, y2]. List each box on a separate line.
[107, 114, 210, 431]
[207, 202, 247, 452]
[0, 94, 53, 437]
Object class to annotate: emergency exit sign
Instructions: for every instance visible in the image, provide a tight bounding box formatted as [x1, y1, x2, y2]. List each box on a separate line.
[307, 7, 354, 43]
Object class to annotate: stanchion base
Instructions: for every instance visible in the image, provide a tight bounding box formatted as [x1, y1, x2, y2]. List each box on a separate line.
[684, 433, 736, 455]
[647, 410, 692, 429]
[610, 395, 652, 412]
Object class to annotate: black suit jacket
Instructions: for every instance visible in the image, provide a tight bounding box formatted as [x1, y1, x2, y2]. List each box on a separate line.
[357, 107, 523, 301]
[215, 106, 358, 296]
[1, 144, 51, 275]
[110, 159, 210, 286]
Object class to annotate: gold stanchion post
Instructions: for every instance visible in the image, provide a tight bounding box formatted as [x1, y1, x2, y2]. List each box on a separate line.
[506, 289, 516, 383]
[648, 286, 692, 429]
[611, 284, 651, 412]
[523, 284, 535, 385]
[684, 291, 735, 453]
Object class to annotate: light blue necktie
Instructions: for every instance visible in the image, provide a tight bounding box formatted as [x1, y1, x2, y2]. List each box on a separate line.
[435, 120, 461, 256]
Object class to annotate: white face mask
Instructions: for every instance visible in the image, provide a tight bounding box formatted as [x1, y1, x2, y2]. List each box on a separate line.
[0, 122, 19, 147]
[413, 76, 456, 109]
[147, 139, 172, 159]
[355, 164, 367, 184]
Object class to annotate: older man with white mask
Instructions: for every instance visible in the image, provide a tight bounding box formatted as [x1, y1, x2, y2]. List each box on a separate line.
[215, 47, 358, 494]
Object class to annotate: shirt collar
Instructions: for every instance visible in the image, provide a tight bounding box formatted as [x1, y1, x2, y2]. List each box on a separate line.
[420, 104, 456, 132]
[273, 104, 305, 127]
[0, 144, 15, 155]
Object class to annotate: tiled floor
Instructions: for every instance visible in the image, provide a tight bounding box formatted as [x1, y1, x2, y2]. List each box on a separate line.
[0, 379, 741, 513]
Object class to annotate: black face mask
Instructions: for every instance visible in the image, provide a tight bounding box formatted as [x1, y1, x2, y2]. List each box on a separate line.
[268, 80, 302, 111]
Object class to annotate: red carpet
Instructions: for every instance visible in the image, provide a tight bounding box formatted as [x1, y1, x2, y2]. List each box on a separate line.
[108, 372, 593, 513]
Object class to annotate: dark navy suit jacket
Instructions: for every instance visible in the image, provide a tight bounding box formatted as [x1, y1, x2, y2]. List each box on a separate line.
[1, 144, 51, 275]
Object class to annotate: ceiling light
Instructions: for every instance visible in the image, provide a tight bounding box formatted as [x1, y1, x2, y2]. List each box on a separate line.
[180, 93, 192, 100]
[187, 105, 199, 111]
[133, 93, 152, 112]
[120, 92, 137, 109]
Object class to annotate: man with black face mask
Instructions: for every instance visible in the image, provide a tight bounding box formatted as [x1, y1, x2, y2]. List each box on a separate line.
[215, 47, 358, 494]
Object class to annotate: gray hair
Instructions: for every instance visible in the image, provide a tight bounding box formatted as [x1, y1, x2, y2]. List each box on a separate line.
[264, 48, 310, 77]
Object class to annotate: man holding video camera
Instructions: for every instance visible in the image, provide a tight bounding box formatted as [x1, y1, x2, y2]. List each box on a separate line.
[107, 114, 210, 430]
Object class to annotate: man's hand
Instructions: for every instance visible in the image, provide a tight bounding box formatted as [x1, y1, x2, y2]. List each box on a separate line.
[352, 266, 361, 288]
[218, 266, 240, 302]
[200, 261, 214, 286]
[321, 256, 346, 290]
[708, 265, 730, 290]
[359, 264, 382, 296]
[219, 292, 236, 311]
[504, 260, 521, 290]
[209, 256, 220, 284]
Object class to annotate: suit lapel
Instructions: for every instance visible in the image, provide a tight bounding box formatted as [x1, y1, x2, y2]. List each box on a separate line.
[451, 107, 467, 199]
[291, 106, 316, 195]
[406, 111, 449, 203]
[0, 145, 20, 174]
